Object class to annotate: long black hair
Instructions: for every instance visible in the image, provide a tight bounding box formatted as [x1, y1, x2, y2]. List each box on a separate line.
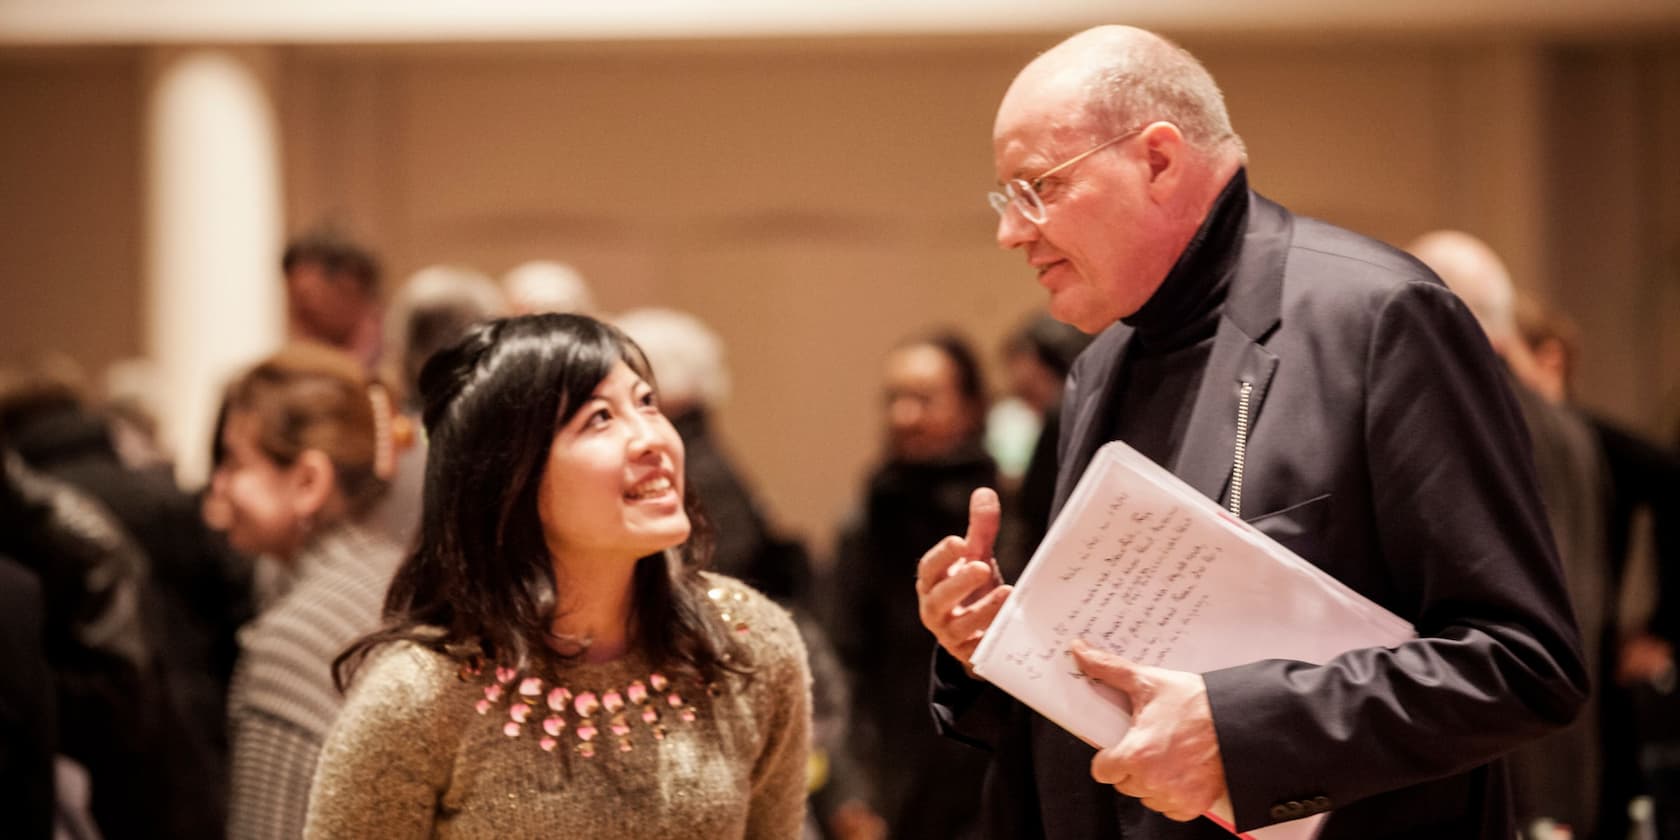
[336, 313, 748, 689]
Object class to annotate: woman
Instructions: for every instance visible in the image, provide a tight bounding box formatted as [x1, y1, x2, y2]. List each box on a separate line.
[209, 343, 405, 840]
[306, 314, 810, 839]
[829, 330, 996, 840]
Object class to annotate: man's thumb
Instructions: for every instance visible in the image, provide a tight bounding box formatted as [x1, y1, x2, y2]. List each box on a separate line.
[1071, 640, 1148, 699]
[964, 487, 1002, 564]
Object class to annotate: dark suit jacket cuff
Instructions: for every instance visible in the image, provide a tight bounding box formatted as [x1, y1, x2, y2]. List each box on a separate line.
[930, 646, 1009, 751]
[1203, 661, 1338, 831]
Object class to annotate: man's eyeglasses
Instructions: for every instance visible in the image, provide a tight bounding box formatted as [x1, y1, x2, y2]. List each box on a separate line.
[987, 125, 1146, 225]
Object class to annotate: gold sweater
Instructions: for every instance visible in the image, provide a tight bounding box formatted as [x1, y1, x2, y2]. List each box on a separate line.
[304, 574, 811, 839]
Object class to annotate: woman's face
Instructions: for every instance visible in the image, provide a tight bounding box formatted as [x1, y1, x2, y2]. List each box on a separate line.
[883, 344, 978, 463]
[537, 360, 690, 568]
[206, 410, 309, 558]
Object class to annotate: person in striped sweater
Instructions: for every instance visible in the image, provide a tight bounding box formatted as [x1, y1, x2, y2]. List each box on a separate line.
[206, 343, 405, 840]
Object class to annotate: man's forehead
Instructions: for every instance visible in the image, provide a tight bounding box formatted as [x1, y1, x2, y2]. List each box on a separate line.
[994, 64, 1097, 152]
[993, 103, 1096, 177]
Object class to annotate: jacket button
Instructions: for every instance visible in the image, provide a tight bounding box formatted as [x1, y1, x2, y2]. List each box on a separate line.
[1270, 804, 1290, 821]
[1312, 796, 1331, 811]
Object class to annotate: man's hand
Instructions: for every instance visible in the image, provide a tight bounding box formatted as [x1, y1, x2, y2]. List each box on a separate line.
[1072, 640, 1227, 822]
[916, 487, 1012, 669]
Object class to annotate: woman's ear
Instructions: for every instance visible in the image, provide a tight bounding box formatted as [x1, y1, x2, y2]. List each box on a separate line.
[288, 449, 340, 520]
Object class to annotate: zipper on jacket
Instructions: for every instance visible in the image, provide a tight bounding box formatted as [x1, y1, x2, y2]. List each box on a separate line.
[1229, 381, 1254, 517]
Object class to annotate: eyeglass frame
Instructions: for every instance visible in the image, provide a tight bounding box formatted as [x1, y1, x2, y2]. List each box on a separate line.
[987, 124, 1148, 225]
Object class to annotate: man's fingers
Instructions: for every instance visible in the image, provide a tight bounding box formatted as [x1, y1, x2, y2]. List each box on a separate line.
[1141, 798, 1200, 823]
[964, 487, 1002, 570]
[1071, 640, 1148, 699]
[915, 535, 967, 597]
[921, 561, 997, 627]
[945, 583, 1011, 641]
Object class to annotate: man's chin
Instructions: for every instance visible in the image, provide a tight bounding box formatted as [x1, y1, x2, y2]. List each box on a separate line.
[1047, 300, 1108, 335]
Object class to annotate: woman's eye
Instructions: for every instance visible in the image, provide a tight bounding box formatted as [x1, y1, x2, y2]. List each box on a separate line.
[639, 391, 659, 408]
[587, 407, 612, 427]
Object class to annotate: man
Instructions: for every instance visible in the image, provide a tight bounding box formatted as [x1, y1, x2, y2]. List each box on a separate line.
[1410, 231, 1611, 838]
[281, 230, 383, 369]
[915, 26, 1586, 839]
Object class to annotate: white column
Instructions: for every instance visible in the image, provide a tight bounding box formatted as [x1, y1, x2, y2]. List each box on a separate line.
[144, 47, 285, 487]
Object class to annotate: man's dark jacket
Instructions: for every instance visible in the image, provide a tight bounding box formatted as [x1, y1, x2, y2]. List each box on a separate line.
[932, 187, 1587, 839]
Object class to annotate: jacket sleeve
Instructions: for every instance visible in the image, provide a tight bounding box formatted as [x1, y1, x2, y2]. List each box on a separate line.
[1204, 280, 1588, 831]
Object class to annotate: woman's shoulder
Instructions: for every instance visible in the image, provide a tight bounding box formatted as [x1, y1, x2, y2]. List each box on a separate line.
[346, 637, 483, 713]
[696, 572, 807, 671]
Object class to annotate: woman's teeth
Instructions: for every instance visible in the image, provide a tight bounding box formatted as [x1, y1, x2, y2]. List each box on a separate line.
[626, 476, 673, 500]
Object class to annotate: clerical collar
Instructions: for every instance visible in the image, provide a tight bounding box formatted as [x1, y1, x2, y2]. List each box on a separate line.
[1121, 168, 1250, 351]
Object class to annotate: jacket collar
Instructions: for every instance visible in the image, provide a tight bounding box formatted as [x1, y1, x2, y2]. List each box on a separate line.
[1052, 188, 1293, 516]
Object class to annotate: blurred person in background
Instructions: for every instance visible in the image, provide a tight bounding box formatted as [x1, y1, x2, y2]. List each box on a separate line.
[615, 307, 883, 840]
[992, 312, 1092, 582]
[1410, 230, 1613, 840]
[282, 230, 385, 370]
[101, 357, 174, 472]
[1513, 291, 1680, 840]
[0, 442, 176, 839]
[371, 264, 507, 547]
[502, 259, 598, 316]
[0, 553, 54, 840]
[207, 343, 405, 840]
[306, 314, 809, 838]
[0, 360, 252, 839]
[829, 330, 996, 840]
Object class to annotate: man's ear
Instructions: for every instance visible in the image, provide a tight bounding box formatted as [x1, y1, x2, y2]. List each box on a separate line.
[1140, 121, 1186, 200]
[288, 449, 339, 520]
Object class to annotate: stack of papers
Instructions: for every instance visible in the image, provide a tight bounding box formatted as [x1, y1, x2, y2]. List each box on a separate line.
[970, 441, 1414, 840]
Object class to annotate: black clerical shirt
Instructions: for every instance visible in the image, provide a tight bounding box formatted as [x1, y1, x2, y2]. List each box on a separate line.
[1105, 169, 1249, 470]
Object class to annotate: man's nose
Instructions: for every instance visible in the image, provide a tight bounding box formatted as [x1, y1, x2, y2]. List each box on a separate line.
[995, 206, 1038, 250]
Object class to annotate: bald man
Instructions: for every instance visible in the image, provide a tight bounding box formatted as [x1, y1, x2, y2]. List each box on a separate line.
[1411, 231, 1612, 838]
[914, 26, 1586, 839]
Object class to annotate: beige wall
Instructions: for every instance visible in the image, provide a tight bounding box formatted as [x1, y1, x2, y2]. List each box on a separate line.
[3, 33, 1677, 556]
[0, 48, 142, 379]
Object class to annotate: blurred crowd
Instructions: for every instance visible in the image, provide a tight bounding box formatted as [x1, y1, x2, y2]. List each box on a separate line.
[2, 225, 1676, 840]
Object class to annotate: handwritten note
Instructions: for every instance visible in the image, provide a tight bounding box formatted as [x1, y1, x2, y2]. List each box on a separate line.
[970, 442, 1414, 840]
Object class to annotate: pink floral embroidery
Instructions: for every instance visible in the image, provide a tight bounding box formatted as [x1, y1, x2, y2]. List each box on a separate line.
[465, 582, 754, 758]
[574, 691, 600, 718]
[547, 687, 571, 711]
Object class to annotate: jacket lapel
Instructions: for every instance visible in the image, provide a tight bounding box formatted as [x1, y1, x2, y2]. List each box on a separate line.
[1051, 323, 1133, 517]
[1170, 322, 1278, 507]
[1169, 192, 1293, 510]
